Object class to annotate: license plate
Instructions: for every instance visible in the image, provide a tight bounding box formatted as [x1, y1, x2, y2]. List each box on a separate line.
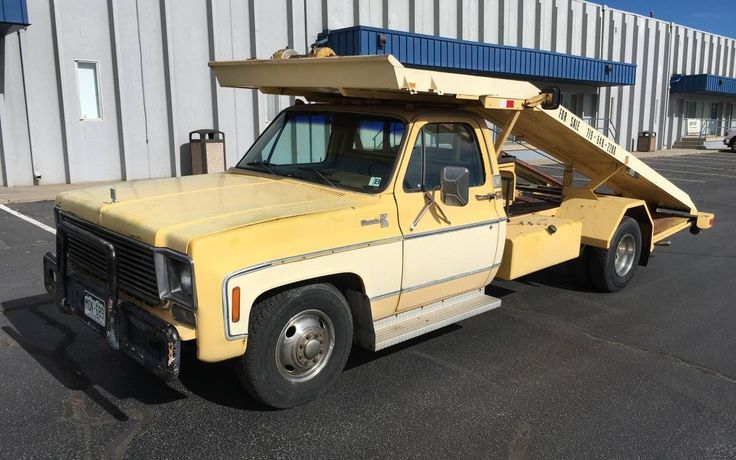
[83, 291, 106, 327]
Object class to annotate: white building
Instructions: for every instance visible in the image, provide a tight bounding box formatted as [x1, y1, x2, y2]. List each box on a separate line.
[1, 0, 735, 187]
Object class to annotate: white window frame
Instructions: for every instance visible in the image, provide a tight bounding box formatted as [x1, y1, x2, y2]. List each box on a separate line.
[74, 59, 103, 121]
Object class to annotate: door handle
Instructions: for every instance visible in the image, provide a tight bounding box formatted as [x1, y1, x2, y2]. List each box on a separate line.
[475, 193, 496, 201]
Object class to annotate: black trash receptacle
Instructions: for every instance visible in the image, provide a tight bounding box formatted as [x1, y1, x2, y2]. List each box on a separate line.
[189, 130, 225, 174]
[637, 131, 657, 152]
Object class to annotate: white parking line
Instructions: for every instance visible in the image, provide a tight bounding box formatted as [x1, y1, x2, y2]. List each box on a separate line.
[661, 177, 706, 183]
[643, 160, 736, 171]
[681, 154, 736, 162]
[543, 171, 703, 183]
[0, 204, 56, 235]
[650, 168, 736, 179]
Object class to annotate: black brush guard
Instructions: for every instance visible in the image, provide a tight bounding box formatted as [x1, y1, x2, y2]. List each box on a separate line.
[43, 220, 180, 380]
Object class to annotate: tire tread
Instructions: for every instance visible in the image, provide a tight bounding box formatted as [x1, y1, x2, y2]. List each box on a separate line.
[238, 283, 352, 408]
[589, 217, 642, 292]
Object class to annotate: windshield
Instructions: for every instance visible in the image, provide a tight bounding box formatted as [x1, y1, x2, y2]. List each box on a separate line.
[237, 111, 406, 193]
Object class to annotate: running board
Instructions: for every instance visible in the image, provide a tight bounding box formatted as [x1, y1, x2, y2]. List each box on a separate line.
[372, 289, 502, 351]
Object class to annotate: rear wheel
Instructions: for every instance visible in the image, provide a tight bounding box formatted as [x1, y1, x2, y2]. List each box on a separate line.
[730, 137, 736, 153]
[238, 283, 353, 409]
[589, 217, 642, 292]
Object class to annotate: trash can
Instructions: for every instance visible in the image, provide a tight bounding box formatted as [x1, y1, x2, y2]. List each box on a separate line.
[637, 131, 657, 152]
[190, 129, 225, 174]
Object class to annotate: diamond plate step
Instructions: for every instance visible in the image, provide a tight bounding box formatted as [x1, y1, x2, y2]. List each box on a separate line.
[373, 289, 502, 351]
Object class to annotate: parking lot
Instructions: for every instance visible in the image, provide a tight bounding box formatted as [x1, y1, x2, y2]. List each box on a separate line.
[1, 151, 736, 458]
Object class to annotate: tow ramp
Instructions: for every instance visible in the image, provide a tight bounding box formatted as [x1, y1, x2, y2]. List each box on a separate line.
[210, 54, 714, 245]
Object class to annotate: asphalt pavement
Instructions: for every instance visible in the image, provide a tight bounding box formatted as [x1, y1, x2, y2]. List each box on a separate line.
[1, 152, 736, 459]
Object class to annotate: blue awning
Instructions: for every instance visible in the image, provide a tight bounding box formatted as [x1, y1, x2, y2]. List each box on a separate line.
[0, 0, 29, 35]
[319, 26, 636, 86]
[670, 74, 736, 96]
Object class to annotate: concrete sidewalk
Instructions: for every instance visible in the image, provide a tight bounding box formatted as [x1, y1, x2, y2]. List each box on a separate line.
[0, 147, 728, 204]
[0, 181, 121, 205]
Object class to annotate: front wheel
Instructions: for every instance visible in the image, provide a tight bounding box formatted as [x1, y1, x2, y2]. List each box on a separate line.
[589, 217, 642, 292]
[238, 283, 353, 409]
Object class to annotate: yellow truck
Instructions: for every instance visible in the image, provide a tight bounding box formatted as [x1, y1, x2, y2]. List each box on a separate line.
[43, 52, 714, 408]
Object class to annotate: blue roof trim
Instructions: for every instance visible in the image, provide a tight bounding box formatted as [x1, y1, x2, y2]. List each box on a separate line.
[318, 26, 636, 86]
[670, 74, 736, 95]
[0, 0, 30, 35]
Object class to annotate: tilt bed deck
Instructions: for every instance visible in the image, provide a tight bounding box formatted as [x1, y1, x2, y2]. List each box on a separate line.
[210, 54, 713, 239]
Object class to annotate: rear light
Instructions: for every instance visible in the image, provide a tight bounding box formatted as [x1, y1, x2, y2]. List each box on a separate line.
[232, 287, 241, 323]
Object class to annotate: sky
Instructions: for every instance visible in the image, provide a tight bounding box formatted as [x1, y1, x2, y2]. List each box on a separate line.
[600, 0, 736, 39]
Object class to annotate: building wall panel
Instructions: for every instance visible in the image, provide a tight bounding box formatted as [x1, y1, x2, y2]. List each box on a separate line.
[20, 0, 66, 184]
[138, 0, 176, 178]
[2, 0, 736, 186]
[0, 32, 33, 186]
[56, 0, 122, 183]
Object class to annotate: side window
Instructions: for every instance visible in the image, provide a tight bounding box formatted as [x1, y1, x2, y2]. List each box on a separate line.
[403, 123, 485, 192]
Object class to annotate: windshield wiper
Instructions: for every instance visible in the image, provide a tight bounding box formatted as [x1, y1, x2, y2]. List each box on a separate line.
[297, 167, 339, 187]
[244, 160, 277, 175]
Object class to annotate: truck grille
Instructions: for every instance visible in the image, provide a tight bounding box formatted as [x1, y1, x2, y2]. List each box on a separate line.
[62, 214, 161, 305]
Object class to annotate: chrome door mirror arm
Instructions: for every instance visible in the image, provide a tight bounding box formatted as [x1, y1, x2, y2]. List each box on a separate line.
[410, 190, 451, 231]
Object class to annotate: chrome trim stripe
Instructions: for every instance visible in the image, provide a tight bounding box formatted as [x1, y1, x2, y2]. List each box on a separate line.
[221, 219, 509, 340]
[402, 263, 500, 293]
[369, 290, 401, 302]
[273, 236, 403, 266]
[221, 262, 271, 340]
[404, 218, 507, 240]
[369, 263, 501, 301]
[221, 237, 403, 340]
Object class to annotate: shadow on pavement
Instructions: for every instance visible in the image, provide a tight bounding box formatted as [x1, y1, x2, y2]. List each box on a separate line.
[176, 351, 274, 412]
[1, 293, 189, 419]
[2, 293, 286, 413]
[2, 289, 510, 414]
[344, 324, 462, 372]
[514, 260, 596, 293]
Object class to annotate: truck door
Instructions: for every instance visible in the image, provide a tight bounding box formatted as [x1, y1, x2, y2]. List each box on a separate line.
[393, 118, 504, 312]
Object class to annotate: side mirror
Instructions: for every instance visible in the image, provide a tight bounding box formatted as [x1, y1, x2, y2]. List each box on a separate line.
[540, 86, 563, 110]
[440, 166, 470, 207]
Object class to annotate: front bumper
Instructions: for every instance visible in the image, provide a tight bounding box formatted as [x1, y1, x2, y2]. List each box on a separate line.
[43, 220, 181, 380]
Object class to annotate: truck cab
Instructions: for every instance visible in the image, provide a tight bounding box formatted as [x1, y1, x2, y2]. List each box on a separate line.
[43, 53, 714, 409]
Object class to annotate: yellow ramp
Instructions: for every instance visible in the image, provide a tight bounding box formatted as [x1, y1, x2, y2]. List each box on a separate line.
[210, 55, 701, 215]
[481, 108, 696, 212]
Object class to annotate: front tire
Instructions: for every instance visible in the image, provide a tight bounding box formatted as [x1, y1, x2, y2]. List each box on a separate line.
[238, 283, 353, 409]
[589, 217, 642, 292]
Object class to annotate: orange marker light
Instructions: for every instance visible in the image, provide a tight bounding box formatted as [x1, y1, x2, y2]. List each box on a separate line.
[232, 287, 241, 323]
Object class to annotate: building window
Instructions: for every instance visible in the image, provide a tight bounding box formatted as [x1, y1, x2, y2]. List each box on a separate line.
[685, 101, 697, 119]
[76, 61, 102, 120]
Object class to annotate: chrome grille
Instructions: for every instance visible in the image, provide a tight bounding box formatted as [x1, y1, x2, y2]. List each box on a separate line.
[62, 214, 160, 305]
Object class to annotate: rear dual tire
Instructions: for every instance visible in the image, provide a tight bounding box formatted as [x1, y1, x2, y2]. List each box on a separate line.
[569, 217, 642, 292]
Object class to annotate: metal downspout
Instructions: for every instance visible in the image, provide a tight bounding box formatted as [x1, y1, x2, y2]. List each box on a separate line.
[661, 22, 674, 149]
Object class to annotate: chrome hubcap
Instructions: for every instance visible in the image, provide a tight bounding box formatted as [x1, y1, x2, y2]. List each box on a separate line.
[275, 309, 335, 382]
[614, 234, 636, 277]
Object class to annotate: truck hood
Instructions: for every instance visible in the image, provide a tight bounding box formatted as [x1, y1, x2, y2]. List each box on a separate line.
[56, 171, 368, 253]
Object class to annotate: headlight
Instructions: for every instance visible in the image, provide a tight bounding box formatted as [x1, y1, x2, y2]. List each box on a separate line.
[179, 263, 193, 295]
[155, 251, 196, 309]
[170, 259, 193, 296]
